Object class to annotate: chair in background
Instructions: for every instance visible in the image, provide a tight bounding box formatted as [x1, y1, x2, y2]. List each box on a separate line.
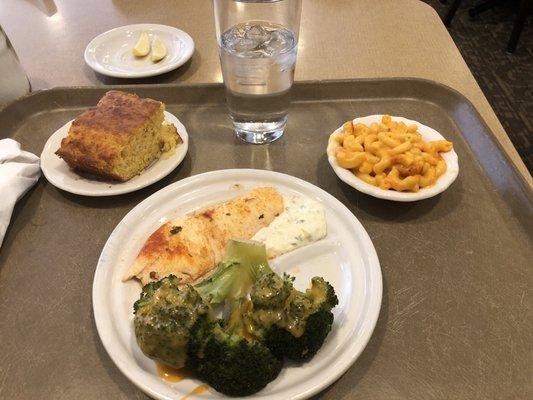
[441, 0, 530, 53]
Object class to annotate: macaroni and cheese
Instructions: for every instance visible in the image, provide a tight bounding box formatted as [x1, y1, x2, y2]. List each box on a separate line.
[333, 115, 453, 192]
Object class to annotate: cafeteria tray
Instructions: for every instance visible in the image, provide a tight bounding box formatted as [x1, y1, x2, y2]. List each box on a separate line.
[0, 79, 531, 400]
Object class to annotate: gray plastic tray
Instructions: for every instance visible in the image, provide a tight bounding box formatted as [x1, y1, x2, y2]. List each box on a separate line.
[0, 79, 531, 400]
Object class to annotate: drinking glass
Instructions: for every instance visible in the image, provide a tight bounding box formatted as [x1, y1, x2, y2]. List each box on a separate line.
[213, 0, 302, 144]
[0, 26, 30, 106]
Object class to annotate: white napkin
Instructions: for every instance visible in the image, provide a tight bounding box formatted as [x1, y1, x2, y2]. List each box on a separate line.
[0, 138, 41, 247]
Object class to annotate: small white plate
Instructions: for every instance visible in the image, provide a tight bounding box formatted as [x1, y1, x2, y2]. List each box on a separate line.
[40, 111, 189, 196]
[85, 24, 194, 78]
[327, 115, 459, 202]
[93, 169, 382, 400]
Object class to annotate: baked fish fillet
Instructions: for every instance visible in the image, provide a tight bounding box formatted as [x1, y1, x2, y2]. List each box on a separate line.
[124, 187, 284, 285]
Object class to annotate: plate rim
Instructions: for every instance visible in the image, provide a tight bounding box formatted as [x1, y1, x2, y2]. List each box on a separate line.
[84, 23, 195, 78]
[39, 110, 189, 196]
[92, 168, 383, 400]
[327, 114, 459, 202]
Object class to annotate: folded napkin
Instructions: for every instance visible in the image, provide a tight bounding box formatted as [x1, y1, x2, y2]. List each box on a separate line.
[0, 139, 41, 247]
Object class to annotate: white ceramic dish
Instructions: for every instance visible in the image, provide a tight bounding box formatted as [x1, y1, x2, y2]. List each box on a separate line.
[40, 111, 188, 196]
[93, 169, 382, 400]
[327, 115, 459, 202]
[85, 24, 194, 78]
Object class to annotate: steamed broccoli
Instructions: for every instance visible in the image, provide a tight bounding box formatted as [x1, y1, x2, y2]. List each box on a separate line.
[133, 275, 210, 369]
[187, 241, 282, 396]
[133, 239, 338, 396]
[246, 273, 338, 362]
[189, 324, 282, 396]
[133, 240, 282, 397]
[250, 272, 293, 308]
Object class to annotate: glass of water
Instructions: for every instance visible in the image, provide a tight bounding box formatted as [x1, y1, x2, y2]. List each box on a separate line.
[0, 26, 30, 106]
[214, 0, 302, 144]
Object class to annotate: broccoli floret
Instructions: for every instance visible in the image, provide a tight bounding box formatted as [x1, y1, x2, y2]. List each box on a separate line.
[263, 308, 334, 362]
[188, 241, 282, 396]
[187, 288, 283, 396]
[250, 272, 293, 308]
[307, 277, 339, 311]
[133, 278, 164, 313]
[190, 324, 282, 397]
[248, 276, 338, 362]
[133, 275, 210, 368]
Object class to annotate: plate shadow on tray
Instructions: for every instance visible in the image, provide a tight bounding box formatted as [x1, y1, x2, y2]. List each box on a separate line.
[315, 154, 462, 223]
[48, 153, 192, 208]
[340, 177, 464, 224]
[87, 54, 197, 86]
[310, 276, 389, 400]
[340, 184, 442, 221]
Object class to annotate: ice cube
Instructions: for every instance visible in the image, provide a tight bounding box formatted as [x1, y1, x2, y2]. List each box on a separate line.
[244, 24, 268, 43]
[233, 38, 259, 53]
[221, 23, 295, 57]
[260, 30, 287, 56]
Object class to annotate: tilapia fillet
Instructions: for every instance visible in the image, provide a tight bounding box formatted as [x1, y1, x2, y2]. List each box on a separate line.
[124, 187, 284, 285]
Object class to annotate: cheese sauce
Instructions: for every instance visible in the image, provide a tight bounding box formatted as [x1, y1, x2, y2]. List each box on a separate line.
[181, 384, 209, 399]
[252, 195, 327, 258]
[156, 362, 193, 383]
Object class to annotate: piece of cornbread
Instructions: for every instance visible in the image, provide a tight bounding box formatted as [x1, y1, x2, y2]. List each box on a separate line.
[56, 90, 181, 181]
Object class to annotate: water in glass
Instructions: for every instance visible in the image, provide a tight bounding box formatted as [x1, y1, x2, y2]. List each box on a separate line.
[220, 21, 297, 143]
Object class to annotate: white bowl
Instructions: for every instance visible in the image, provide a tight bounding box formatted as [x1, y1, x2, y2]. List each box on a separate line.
[327, 115, 459, 202]
[84, 24, 194, 78]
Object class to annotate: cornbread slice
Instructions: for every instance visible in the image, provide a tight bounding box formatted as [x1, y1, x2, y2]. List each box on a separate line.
[55, 90, 181, 181]
[160, 121, 181, 157]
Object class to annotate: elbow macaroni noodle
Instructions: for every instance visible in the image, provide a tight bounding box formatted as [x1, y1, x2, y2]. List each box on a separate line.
[334, 115, 453, 192]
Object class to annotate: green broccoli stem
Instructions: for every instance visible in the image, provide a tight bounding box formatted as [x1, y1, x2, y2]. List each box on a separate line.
[225, 298, 251, 336]
[195, 240, 273, 305]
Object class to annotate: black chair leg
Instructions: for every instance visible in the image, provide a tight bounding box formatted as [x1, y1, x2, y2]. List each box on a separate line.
[507, 0, 529, 52]
[468, 0, 506, 19]
[444, 0, 464, 26]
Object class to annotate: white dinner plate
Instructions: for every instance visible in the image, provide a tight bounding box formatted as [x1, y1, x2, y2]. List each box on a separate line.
[93, 169, 382, 400]
[327, 115, 459, 202]
[40, 111, 189, 196]
[85, 24, 194, 78]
